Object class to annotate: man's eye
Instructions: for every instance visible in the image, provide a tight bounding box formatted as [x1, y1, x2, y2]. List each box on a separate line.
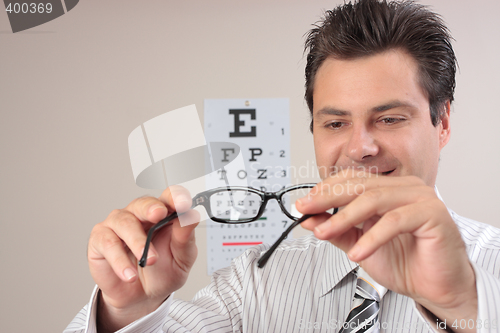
[380, 117, 403, 124]
[327, 121, 344, 129]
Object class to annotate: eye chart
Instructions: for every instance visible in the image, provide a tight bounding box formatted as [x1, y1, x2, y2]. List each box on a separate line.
[204, 98, 292, 274]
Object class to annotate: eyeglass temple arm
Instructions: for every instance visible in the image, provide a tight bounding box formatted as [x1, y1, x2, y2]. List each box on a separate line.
[257, 207, 339, 269]
[257, 214, 315, 268]
[138, 212, 180, 267]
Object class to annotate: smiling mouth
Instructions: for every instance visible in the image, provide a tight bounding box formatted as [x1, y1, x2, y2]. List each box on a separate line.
[381, 169, 396, 176]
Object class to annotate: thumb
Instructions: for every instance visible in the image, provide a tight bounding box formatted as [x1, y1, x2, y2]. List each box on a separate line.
[170, 209, 200, 270]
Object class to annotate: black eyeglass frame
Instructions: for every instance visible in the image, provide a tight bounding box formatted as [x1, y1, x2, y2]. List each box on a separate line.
[139, 183, 338, 268]
[193, 183, 318, 223]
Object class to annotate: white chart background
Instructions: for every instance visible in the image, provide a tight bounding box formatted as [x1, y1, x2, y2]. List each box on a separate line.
[204, 98, 293, 274]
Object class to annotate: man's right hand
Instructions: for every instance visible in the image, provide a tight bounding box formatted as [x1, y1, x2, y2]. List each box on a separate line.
[88, 186, 200, 333]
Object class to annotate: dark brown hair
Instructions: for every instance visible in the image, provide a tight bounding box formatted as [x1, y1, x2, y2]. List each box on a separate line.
[304, 0, 457, 130]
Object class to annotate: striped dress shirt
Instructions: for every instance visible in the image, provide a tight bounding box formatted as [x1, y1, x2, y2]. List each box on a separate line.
[65, 192, 500, 333]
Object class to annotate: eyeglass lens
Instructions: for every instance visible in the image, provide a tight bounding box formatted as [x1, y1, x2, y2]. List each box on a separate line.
[209, 190, 263, 221]
[280, 186, 315, 218]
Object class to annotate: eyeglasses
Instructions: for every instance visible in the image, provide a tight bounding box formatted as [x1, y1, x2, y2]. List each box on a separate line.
[139, 184, 338, 268]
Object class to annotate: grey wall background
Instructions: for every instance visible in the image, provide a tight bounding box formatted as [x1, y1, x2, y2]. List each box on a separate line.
[1, 1, 499, 332]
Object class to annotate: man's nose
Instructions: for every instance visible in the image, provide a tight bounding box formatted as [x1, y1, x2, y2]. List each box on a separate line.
[346, 124, 379, 162]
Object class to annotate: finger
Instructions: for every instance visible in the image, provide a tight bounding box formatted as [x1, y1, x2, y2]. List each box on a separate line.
[326, 227, 362, 254]
[297, 174, 424, 214]
[88, 225, 138, 283]
[169, 209, 200, 271]
[172, 209, 200, 240]
[124, 197, 169, 223]
[106, 209, 159, 264]
[347, 199, 446, 261]
[299, 212, 331, 231]
[301, 213, 362, 253]
[159, 185, 193, 214]
[314, 185, 433, 238]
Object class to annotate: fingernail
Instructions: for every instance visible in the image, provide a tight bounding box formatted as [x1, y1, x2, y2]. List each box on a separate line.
[173, 196, 192, 212]
[348, 245, 361, 261]
[297, 195, 312, 207]
[141, 247, 157, 260]
[147, 248, 157, 259]
[123, 268, 136, 281]
[149, 204, 166, 216]
[315, 221, 330, 234]
[175, 195, 191, 205]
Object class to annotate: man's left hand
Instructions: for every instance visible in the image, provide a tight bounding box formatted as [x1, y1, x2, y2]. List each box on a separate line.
[297, 172, 477, 332]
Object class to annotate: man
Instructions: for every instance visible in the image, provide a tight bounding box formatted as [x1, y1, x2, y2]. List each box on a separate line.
[66, 0, 500, 332]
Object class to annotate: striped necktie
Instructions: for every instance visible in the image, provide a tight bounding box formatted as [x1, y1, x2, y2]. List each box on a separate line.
[339, 268, 388, 333]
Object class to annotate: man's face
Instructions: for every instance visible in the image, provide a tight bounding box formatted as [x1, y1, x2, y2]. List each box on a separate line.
[312, 49, 450, 186]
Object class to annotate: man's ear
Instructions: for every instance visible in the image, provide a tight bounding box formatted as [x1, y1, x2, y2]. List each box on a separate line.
[438, 100, 451, 149]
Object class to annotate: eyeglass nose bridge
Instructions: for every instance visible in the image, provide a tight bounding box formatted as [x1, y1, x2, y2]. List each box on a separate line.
[261, 191, 298, 221]
[262, 191, 279, 199]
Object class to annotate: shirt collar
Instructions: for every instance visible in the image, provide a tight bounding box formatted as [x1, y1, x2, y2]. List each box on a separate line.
[434, 185, 445, 203]
[320, 242, 358, 297]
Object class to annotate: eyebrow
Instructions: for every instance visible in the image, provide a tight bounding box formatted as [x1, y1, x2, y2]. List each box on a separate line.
[315, 100, 416, 117]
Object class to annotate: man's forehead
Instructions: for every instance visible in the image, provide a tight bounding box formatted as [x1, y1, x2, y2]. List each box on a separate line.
[312, 51, 427, 115]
